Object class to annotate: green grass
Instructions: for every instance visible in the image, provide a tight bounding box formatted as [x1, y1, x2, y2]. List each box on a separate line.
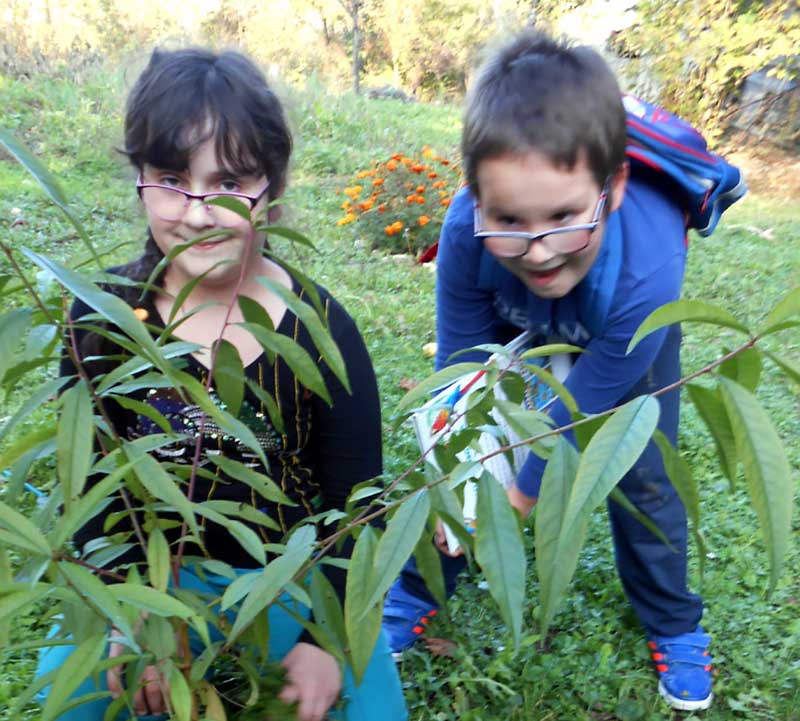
[1, 60, 799, 721]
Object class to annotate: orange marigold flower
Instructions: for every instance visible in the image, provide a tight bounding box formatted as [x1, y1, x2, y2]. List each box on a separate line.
[372, 178, 384, 187]
[418, 215, 430, 226]
[439, 190, 449, 198]
[415, 196, 425, 204]
[410, 164, 425, 173]
[378, 204, 386, 212]
[440, 198, 451, 207]
[392, 221, 403, 230]
[416, 185, 425, 193]
[359, 199, 374, 211]
[422, 146, 435, 159]
[356, 170, 371, 179]
[385, 225, 396, 236]
[401, 157, 413, 165]
[432, 180, 446, 189]
[337, 212, 357, 226]
[428, 172, 438, 179]
[391, 153, 403, 161]
[386, 160, 398, 171]
[406, 194, 416, 204]
[440, 159, 450, 165]
[341, 199, 352, 210]
[343, 185, 363, 199]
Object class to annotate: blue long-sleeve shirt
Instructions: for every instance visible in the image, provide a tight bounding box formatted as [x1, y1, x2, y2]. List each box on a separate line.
[435, 174, 687, 497]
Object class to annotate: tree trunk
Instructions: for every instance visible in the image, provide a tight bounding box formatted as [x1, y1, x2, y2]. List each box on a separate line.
[351, 1, 361, 95]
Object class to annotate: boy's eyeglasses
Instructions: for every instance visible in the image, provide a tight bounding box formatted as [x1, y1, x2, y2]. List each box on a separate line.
[136, 176, 270, 228]
[474, 180, 610, 258]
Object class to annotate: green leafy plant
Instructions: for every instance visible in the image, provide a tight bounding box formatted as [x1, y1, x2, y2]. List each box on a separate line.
[0, 124, 798, 721]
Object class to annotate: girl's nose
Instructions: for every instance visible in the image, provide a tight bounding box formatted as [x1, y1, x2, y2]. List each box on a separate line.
[182, 198, 217, 229]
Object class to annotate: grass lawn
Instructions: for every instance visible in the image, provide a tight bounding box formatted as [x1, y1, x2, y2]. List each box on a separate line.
[1, 60, 798, 720]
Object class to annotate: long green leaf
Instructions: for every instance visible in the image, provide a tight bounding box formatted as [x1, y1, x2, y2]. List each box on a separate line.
[0, 129, 101, 267]
[718, 346, 762, 392]
[168, 664, 193, 721]
[344, 525, 382, 684]
[361, 490, 430, 614]
[211, 339, 245, 417]
[541, 396, 659, 634]
[0, 376, 69, 439]
[191, 503, 266, 565]
[0, 500, 51, 555]
[228, 525, 316, 644]
[535, 437, 579, 635]
[0, 586, 55, 625]
[256, 276, 351, 393]
[240, 322, 331, 404]
[58, 562, 139, 651]
[475, 472, 526, 648]
[146, 528, 171, 593]
[57, 381, 94, 509]
[687, 384, 738, 486]
[107, 583, 196, 618]
[262, 225, 316, 250]
[0, 423, 57, 473]
[23, 250, 160, 357]
[0, 308, 32, 383]
[719, 378, 793, 593]
[40, 633, 107, 721]
[627, 300, 750, 353]
[412, 527, 448, 609]
[207, 455, 293, 505]
[122, 441, 203, 547]
[759, 286, 800, 335]
[764, 350, 800, 387]
[309, 567, 348, 651]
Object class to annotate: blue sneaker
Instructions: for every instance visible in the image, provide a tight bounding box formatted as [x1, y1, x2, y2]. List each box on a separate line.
[648, 626, 713, 711]
[381, 582, 439, 656]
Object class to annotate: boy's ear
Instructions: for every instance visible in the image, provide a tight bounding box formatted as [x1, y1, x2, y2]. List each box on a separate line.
[608, 161, 629, 214]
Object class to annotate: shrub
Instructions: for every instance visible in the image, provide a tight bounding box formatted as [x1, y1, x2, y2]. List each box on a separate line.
[336, 147, 462, 256]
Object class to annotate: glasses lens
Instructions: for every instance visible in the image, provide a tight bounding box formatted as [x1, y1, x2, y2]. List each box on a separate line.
[140, 186, 187, 222]
[542, 229, 592, 254]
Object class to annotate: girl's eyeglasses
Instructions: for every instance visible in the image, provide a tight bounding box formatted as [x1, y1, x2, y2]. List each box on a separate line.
[474, 179, 610, 258]
[136, 176, 270, 228]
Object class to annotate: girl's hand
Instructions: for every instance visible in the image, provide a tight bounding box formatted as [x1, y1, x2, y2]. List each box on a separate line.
[107, 629, 169, 717]
[278, 642, 342, 721]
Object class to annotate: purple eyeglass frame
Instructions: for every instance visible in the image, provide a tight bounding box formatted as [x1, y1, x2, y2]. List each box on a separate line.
[474, 179, 611, 258]
[136, 175, 270, 219]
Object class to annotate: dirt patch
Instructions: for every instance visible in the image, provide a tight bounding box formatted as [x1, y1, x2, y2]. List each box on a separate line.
[720, 138, 800, 200]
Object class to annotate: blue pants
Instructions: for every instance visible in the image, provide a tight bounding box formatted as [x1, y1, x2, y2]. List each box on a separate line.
[37, 568, 407, 721]
[400, 325, 703, 637]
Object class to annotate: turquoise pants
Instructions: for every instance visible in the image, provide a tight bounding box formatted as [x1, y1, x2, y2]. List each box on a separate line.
[36, 568, 407, 721]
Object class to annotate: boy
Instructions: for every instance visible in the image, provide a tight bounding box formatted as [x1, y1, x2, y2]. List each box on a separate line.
[382, 30, 713, 712]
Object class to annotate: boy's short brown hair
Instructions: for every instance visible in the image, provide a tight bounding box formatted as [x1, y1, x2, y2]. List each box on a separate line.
[462, 31, 627, 195]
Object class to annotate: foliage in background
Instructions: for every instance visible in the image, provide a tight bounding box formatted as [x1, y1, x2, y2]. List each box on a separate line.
[613, 0, 800, 144]
[335, 147, 462, 255]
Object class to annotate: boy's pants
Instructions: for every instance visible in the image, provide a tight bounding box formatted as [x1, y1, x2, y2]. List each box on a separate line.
[399, 324, 704, 637]
[36, 567, 408, 721]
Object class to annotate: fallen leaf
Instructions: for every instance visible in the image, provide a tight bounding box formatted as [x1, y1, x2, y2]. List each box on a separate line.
[398, 377, 419, 391]
[422, 636, 458, 657]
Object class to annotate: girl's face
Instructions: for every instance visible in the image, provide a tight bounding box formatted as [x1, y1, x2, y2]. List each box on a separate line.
[140, 137, 269, 292]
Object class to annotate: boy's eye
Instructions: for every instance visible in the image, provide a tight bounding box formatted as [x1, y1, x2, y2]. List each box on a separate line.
[496, 214, 521, 227]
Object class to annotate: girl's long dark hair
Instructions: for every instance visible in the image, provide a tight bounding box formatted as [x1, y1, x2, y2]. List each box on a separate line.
[79, 47, 293, 362]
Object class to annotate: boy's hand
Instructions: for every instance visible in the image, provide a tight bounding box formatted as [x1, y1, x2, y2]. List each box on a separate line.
[507, 485, 537, 518]
[433, 518, 464, 557]
[107, 630, 169, 716]
[278, 642, 342, 721]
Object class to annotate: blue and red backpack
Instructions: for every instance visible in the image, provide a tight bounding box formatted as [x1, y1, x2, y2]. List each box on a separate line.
[417, 95, 747, 264]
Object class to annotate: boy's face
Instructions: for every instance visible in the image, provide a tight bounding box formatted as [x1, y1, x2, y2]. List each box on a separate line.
[476, 149, 627, 300]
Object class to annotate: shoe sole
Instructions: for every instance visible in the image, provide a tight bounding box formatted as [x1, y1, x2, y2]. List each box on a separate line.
[658, 681, 713, 711]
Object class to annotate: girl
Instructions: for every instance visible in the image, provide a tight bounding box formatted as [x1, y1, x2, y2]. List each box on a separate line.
[37, 48, 407, 721]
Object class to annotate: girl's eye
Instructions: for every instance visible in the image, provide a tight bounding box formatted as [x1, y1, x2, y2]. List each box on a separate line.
[159, 175, 184, 188]
[219, 179, 242, 193]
